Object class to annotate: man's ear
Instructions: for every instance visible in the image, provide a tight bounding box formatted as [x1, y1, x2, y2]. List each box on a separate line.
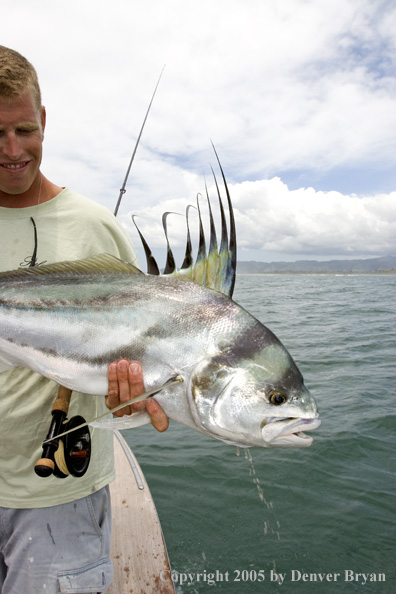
[40, 106, 46, 139]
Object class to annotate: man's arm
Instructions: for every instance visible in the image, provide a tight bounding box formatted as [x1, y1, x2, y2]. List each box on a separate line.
[106, 360, 169, 432]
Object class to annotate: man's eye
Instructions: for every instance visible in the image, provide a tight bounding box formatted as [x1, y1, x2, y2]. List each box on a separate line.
[17, 128, 36, 135]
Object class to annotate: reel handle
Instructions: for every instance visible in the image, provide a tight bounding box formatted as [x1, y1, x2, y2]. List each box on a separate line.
[34, 386, 72, 478]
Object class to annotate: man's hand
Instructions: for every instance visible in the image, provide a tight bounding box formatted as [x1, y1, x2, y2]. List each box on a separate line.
[106, 359, 169, 432]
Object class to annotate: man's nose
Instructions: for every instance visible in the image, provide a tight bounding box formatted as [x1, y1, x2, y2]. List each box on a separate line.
[1, 132, 23, 160]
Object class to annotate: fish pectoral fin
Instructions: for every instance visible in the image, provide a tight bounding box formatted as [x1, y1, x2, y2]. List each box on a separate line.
[190, 356, 235, 431]
[0, 253, 143, 280]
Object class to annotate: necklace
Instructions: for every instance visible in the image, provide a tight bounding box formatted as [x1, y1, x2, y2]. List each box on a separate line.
[36, 174, 43, 207]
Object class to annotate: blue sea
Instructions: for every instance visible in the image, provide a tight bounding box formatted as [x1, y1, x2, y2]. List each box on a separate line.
[124, 273, 395, 593]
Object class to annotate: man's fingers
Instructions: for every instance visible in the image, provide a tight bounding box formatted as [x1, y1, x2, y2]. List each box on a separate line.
[106, 360, 169, 431]
[106, 360, 144, 417]
[145, 398, 169, 432]
[118, 360, 133, 403]
[106, 362, 121, 412]
[127, 362, 145, 401]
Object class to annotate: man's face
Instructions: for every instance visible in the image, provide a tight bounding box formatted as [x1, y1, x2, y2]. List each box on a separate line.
[0, 92, 46, 199]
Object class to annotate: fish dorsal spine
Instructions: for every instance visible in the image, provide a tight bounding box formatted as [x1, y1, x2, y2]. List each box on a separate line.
[133, 147, 237, 298]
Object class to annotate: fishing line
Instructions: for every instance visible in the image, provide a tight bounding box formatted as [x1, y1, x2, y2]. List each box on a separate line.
[43, 375, 183, 444]
[54, 439, 70, 476]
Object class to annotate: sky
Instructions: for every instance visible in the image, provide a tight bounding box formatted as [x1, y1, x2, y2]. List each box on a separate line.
[3, 0, 396, 263]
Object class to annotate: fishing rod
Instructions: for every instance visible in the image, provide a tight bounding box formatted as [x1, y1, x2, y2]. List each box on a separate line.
[43, 376, 183, 444]
[114, 65, 165, 216]
[35, 376, 183, 478]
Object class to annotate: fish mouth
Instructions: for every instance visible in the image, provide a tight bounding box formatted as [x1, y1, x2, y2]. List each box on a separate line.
[261, 416, 321, 447]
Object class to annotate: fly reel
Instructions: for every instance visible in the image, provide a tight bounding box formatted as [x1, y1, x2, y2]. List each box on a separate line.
[52, 415, 91, 478]
[35, 387, 91, 479]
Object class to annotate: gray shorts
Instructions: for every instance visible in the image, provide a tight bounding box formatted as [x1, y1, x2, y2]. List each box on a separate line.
[0, 486, 113, 594]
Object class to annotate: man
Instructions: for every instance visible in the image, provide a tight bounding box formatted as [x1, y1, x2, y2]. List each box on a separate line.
[0, 45, 168, 593]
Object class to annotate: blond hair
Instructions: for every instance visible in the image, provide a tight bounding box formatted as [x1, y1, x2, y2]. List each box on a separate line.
[0, 46, 42, 111]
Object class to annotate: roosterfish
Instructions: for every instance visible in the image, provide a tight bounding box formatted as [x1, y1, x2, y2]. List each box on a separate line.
[0, 162, 320, 449]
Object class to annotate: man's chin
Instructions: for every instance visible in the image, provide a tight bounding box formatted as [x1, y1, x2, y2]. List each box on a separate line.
[0, 173, 41, 206]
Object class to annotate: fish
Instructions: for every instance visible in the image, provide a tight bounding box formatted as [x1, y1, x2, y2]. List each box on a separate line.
[0, 161, 320, 449]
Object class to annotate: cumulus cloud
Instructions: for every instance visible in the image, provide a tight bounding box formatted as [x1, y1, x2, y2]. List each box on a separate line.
[230, 180, 396, 258]
[119, 176, 396, 264]
[2, 0, 396, 260]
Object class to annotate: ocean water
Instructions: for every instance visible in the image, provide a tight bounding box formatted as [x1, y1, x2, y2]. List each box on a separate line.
[123, 274, 395, 593]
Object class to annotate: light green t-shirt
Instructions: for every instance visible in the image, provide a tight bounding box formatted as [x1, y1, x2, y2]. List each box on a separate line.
[0, 188, 138, 508]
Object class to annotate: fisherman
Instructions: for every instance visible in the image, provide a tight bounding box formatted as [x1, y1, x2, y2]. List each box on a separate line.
[0, 45, 168, 593]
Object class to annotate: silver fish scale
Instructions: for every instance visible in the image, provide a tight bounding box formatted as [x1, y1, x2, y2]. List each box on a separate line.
[0, 264, 320, 448]
[0, 271, 250, 372]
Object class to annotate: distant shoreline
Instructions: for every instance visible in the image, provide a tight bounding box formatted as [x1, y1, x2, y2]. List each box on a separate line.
[237, 270, 396, 275]
[237, 256, 396, 275]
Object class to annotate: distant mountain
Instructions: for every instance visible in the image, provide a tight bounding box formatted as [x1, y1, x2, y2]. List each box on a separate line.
[237, 256, 396, 274]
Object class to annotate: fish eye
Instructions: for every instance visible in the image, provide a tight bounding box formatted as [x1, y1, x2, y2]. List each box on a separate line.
[269, 391, 287, 405]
